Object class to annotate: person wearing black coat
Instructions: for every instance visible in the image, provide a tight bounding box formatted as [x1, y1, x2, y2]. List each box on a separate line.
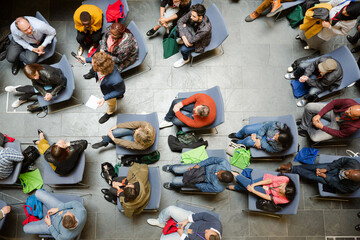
[5, 63, 66, 108]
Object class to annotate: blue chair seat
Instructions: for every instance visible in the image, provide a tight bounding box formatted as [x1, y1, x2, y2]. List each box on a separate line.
[0, 200, 7, 231]
[116, 166, 161, 212]
[281, 0, 306, 10]
[115, 112, 159, 155]
[0, 141, 22, 185]
[176, 201, 220, 219]
[248, 115, 298, 158]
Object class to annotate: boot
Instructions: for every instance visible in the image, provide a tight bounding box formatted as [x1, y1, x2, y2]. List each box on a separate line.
[266, 0, 283, 17]
[276, 162, 292, 173]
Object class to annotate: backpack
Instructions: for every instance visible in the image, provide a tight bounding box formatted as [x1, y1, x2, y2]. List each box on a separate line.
[139, 151, 160, 165]
[162, 218, 179, 235]
[230, 147, 251, 169]
[23, 205, 40, 225]
[101, 162, 117, 185]
[25, 195, 43, 219]
[106, 0, 125, 23]
[286, 5, 304, 28]
[21, 146, 40, 173]
[176, 131, 199, 145]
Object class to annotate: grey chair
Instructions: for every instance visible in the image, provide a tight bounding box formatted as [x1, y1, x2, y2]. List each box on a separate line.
[190, 3, 229, 66]
[177, 86, 225, 133]
[0, 141, 22, 186]
[115, 112, 160, 156]
[176, 200, 220, 219]
[0, 200, 7, 231]
[116, 166, 161, 213]
[273, 0, 306, 21]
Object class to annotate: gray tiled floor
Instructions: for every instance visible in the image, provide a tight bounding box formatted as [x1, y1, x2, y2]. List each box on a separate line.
[1, 0, 360, 239]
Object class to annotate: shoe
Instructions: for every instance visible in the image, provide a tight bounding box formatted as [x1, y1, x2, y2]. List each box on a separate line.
[147, 218, 165, 228]
[298, 128, 308, 137]
[245, 11, 260, 22]
[146, 28, 158, 37]
[159, 120, 173, 129]
[287, 67, 294, 73]
[102, 135, 115, 144]
[228, 133, 238, 139]
[304, 45, 311, 50]
[295, 34, 300, 40]
[351, 46, 360, 53]
[173, 57, 190, 68]
[176, 38, 184, 45]
[83, 70, 96, 79]
[296, 119, 302, 126]
[231, 139, 238, 144]
[92, 141, 109, 149]
[99, 113, 112, 124]
[101, 188, 110, 195]
[284, 73, 295, 80]
[37, 129, 44, 137]
[11, 62, 21, 75]
[104, 194, 116, 204]
[163, 182, 175, 190]
[276, 162, 292, 172]
[5, 85, 21, 93]
[347, 35, 358, 45]
[297, 99, 308, 107]
[266, 0, 283, 17]
[77, 45, 84, 56]
[355, 224, 360, 231]
[162, 165, 171, 172]
[11, 99, 27, 108]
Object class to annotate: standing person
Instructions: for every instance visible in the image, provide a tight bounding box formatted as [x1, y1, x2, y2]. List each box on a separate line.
[146, 0, 191, 37]
[7, 16, 56, 75]
[245, 0, 295, 22]
[73, 4, 103, 56]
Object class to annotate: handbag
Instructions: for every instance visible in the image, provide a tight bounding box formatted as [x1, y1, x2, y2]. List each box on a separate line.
[22, 205, 40, 225]
[27, 101, 48, 118]
[256, 198, 282, 212]
[162, 218, 179, 235]
[230, 147, 251, 169]
[106, 0, 125, 23]
[21, 146, 40, 173]
[286, 5, 304, 28]
[163, 26, 179, 59]
[226, 142, 246, 156]
[101, 162, 117, 185]
[25, 195, 43, 219]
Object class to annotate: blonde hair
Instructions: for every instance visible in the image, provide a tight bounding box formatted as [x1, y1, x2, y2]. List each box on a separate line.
[92, 52, 114, 76]
[134, 127, 153, 146]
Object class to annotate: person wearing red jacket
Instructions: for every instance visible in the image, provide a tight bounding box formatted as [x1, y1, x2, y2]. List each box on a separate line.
[297, 98, 360, 142]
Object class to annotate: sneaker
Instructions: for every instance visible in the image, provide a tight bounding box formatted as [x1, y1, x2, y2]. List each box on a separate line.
[162, 165, 171, 172]
[295, 34, 300, 40]
[5, 85, 21, 93]
[77, 45, 84, 56]
[266, 0, 283, 17]
[159, 120, 173, 129]
[163, 182, 175, 190]
[88, 45, 97, 58]
[99, 113, 112, 124]
[298, 128, 308, 137]
[297, 99, 308, 107]
[173, 57, 190, 68]
[287, 67, 294, 73]
[11, 99, 27, 108]
[176, 38, 184, 45]
[304, 45, 311, 50]
[284, 73, 295, 80]
[83, 70, 96, 79]
[351, 45, 360, 53]
[245, 11, 260, 22]
[146, 28, 158, 37]
[147, 218, 165, 228]
[228, 133, 238, 139]
[92, 141, 109, 149]
[347, 35, 358, 45]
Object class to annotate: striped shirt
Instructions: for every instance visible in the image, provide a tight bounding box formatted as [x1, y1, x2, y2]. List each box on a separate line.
[0, 147, 23, 180]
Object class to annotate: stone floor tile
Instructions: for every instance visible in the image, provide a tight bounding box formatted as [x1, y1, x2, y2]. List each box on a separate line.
[287, 210, 325, 236]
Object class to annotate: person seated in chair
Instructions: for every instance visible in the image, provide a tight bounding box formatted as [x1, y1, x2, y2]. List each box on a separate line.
[297, 98, 360, 142]
[245, 0, 295, 22]
[160, 93, 216, 129]
[5, 63, 67, 108]
[83, 22, 139, 79]
[73, 4, 103, 56]
[228, 121, 293, 153]
[23, 189, 87, 240]
[92, 121, 156, 150]
[147, 205, 222, 240]
[0, 145, 23, 180]
[162, 157, 233, 193]
[7, 16, 56, 75]
[101, 163, 151, 218]
[0, 205, 10, 220]
[278, 157, 360, 193]
[34, 129, 87, 176]
[227, 171, 296, 205]
[285, 57, 343, 107]
[346, 19, 360, 53]
[174, 4, 212, 68]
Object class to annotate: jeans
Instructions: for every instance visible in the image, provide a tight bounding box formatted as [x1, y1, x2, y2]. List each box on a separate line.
[164, 98, 195, 127]
[103, 128, 134, 143]
[234, 174, 265, 194]
[291, 163, 337, 185]
[16, 85, 37, 101]
[235, 123, 263, 147]
[158, 206, 194, 240]
[180, 45, 195, 60]
[6, 40, 38, 64]
[23, 189, 64, 235]
[255, 0, 295, 14]
[76, 29, 102, 49]
[304, 87, 323, 102]
[168, 163, 197, 188]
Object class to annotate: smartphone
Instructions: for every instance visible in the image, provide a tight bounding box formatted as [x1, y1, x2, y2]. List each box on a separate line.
[71, 51, 86, 66]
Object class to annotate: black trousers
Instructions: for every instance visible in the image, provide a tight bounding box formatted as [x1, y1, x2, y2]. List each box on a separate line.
[16, 85, 37, 101]
[76, 29, 102, 49]
[6, 40, 38, 64]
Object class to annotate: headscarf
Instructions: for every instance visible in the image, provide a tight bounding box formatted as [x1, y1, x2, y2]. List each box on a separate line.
[332, 1, 360, 26]
[108, 22, 131, 52]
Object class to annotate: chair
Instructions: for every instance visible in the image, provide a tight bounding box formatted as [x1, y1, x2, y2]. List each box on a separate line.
[116, 166, 161, 212]
[191, 0, 204, 6]
[42, 151, 88, 188]
[115, 112, 160, 156]
[248, 115, 299, 160]
[179, 149, 227, 194]
[0, 141, 22, 186]
[82, 0, 129, 29]
[190, 3, 229, 66]
[311, 154, 360, 200]
[272, 0, 306, 21]
[0, 200, 7, 231]
[121, 21, 151, 76]
[244, 168, 300, 218]
[37, 55, 83, 113]
[177, 86, 225, 133]
[176, 200, 220, 219]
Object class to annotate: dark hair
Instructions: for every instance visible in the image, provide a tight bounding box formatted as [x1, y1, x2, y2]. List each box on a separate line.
[209, 233, 220, 240]
[191, 4, 206, 17]
[15, 17, 29, 30]
[220, 171, 234, 183]
[124, 186, 139, 201]
[62, 215, 76, 229]
[24, 63, 44, 79]
[276, 123, 293, 150]
[51, 145, 69, 162]
[110, 22, 130, 39]
[80, 11, 91, 22]
[283, 176, 296, 203]
[198, 105, 210, 117]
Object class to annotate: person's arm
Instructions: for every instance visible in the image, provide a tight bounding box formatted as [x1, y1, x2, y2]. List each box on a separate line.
[191, 212, 219, 223]
[317, 99, 349, 117]
[38, 20, 56, 48]
[323, 177, 351, 193]
[91, 9, 103, 32]
[177, 12, 192, 39]
[49, 71, 66, 96]
[329, 20, 356, 36]
[325, 157, 354, 171]
[195, 181, 224, 193]
[115, 121, 148, 129]
[112, 34, 138, 65]
[303, 58, 318, 77]
[4, 147, 24, 162]
[103, 79, 126, 100]
[197, 157, 226, 168]
[57, 201, 83, 212]
[32, 79, 47, 97]
[256, 121, 274, 139]
[248, 185, 272, 201]
[251, 179, 272, 187]
[321, 124, 358, 138]
[113, 138, 146, 150]
[186, 22, 211, 44]
[99, 30, 108, 52]
[259, 137, 279, 153]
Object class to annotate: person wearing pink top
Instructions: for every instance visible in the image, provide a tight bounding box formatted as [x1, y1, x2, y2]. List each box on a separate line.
[227, 171, 296, 205]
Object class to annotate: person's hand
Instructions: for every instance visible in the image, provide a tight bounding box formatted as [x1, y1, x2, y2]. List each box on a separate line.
[77, 55, 86, 64]
[188, 165, 200, 171]
[44, 93, 53, 101]
[318, 172, 327, 178]
[251, 133, 257, 141]
[173, 102, 183, 112]
[299, 75, 309, 83]
[312, 118, 323, 129]
[254, 139, 261, 149]
[97, 97, 105, 108]
[159, 17, 167, 26]
[32, 47, 45, 56]
[322, 20, 331, 28]
[177, 228, 184, 236]
[108, 129, 115, 140]
[246, 184, 254, 193]
[357, 25, 360, 32]
[182, 36, 193, 47]
[44, 214, 51, 226]
[1, 206, 10, 215]
[312, 114, 321, 123]
[177, 219, 189, 229]
[316, 168, 327, 176]
[47, 208, 58, 216]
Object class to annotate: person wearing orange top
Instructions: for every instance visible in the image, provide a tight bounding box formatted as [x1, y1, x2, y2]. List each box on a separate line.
[159, 93, 216, 129]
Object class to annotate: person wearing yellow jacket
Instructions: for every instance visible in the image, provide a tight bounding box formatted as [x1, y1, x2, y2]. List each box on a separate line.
[73, 4, 103, 56]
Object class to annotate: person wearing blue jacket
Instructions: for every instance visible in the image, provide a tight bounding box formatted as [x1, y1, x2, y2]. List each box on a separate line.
[162, 157, 233, 193]
[228, 121, 293, 153]
[23, 189, 87, 240]
[78, 52, 126, 124]
[147, 205, 222, 240]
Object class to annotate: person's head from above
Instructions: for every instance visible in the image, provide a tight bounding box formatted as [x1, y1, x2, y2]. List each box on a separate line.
[62, 211, 77, 230]
[217, 170, 234, 183]
[51, 139, 69, 162]
[110, 22, 128, 40]
[205, 229, 220, 240]
[134, 126, 153, 146]
[92, 52, 114, 76]
[341, 1, 360, 19]
[80, 11, 91, 28]
[274, 123, 293, 150]
[24, 64, 44, 80]
[194, 105, 210, 118]
[344, 105, 360, 119]
[318, 59, 337, 76]
[124, 183, 139, 202]
[344, 169, 360, 182]
[190, 4, 206, 22]
[278, 175, 296, 202]
[15, 17, 33, 35]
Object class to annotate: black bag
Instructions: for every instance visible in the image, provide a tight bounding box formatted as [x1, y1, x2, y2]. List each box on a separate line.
[182, 166, 206, 184]
[255, 198, 283, 212]
[139, 151, 160, 164]
[21, 146, 40, 173]
[120, 155, 138, 167]
[101, 162, 117, 185]
[168, 135, 208, 152]
[27, 101, 48, 118]
[301, 0, 320, 15]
